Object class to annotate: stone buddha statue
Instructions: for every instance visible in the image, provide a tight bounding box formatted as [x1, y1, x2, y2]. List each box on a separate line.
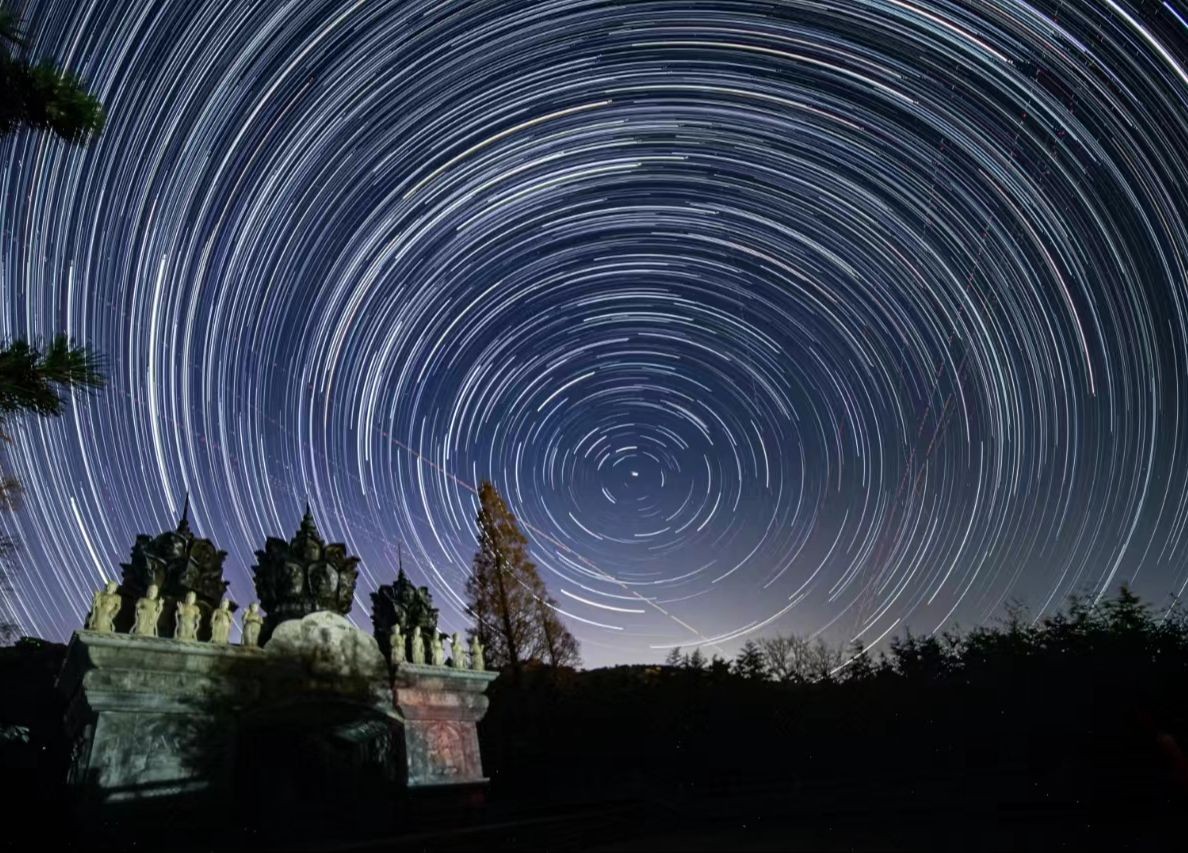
[86, 581, 122, 633]
[210, 598, 233, 644]
[174, 591, 201, 641]
[241, 602, 264, 647]
[132, 585, 164, 637]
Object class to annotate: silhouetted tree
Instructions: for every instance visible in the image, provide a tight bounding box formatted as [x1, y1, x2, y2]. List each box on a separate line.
[465, 481, 580, 672]
[663, 647, 683, 668]
[0, 336, 104, 643]
[839, 640, 876, 682]
[686, 648, 706, 670]
[0, 335, 104, 421]
[0, 4, 107, 641]
[733, 640, 767, 680]
[707, 654, 732, 680]
[0, 7, 104, 142]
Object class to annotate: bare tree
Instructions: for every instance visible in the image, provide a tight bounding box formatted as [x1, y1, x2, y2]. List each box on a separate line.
[757, 634, 843, 683]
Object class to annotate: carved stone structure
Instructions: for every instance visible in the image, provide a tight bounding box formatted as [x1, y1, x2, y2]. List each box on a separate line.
[370, 567, 440, 662]
[391, 664, 498, 787]
[59, 613, 398, 810]
[252, 506, 359, 644]
[58, 508, 499, 821]
[117, 499, 235, 640]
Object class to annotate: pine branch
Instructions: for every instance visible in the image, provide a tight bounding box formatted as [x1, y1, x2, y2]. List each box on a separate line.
[0, 335, 106, 418]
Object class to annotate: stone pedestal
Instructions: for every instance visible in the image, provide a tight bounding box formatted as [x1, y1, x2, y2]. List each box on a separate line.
[58, 631, 267, 805]
[391, 663, 498, 787]
[57, 615, 499, 826]
[58, 614, 398, 810]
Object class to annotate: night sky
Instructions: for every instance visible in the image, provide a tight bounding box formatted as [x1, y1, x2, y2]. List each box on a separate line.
[2, 0, 1188, 667]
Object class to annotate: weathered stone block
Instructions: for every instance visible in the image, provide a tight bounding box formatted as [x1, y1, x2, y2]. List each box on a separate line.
[391, 663, 498, 787]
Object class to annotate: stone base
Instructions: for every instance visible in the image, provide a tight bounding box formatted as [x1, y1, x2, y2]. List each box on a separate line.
[59, 630, 269, 805]
[57, 619, 499, 822]
[391, 663, 498, 787]
[58, 617, 398, 811]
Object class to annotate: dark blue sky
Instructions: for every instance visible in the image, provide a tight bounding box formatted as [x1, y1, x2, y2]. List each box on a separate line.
[3, 0, 1188, 667]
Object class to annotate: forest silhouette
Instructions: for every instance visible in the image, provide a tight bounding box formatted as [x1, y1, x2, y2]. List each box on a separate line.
[476, 587, 1188, 849]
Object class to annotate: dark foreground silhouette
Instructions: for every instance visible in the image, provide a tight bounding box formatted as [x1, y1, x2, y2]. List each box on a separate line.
[2, 587, 1186, 851]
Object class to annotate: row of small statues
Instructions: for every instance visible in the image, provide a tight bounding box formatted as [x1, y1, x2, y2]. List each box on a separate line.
[390, 624, 485, 672]
[87, 580, 488, 670]
[86, 581, 266, 647]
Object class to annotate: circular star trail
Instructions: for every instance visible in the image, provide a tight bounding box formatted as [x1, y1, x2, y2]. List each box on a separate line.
[2, 0, 1188, 664]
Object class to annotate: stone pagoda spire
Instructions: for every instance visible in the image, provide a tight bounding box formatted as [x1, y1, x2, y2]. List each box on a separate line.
[116, 493, 234, 638]
[251, 503, 360, 643]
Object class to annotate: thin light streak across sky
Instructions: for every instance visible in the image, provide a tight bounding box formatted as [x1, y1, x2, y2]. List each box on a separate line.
[2, 0, 1188, 667]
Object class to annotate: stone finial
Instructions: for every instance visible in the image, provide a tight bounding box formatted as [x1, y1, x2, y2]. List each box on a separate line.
[250, 506, 359, 644]
[470, 636, 485, 672]
[174, 591, 201, 641]
[210, 597, 233, 644]
[241, 601, 264, 647]
[430, 632, 445, 667]
[132, 584, 164, 637]
[117, 501, 235, 638]
[449, 632, 464, 668]
[370, 566, 440, 662]
[86, 581, 121, 633]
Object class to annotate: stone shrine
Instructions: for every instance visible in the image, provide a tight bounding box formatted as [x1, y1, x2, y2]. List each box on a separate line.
[58, 506, 498, 824]
[251, 503, 359, 644]
[115, 496, 235, 640]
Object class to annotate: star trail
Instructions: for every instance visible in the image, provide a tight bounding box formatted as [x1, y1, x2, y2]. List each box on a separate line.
[2, 0, 1188, 666]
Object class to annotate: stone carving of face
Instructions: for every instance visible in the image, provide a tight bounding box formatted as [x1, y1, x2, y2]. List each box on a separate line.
[105, 581, 118, 594]
[218, 598, 229, 611]
[164, 534, 185, 559]
[147, 584, 159, 599]
[184, 591, 197, 605]
[303, 540, 321, 562]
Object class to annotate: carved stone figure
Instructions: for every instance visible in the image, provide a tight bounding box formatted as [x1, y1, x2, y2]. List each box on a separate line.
[116, 496, 235, 637]
[390, 624, 405, 666]
[174, 591, 201, 641]
[449, 632, 464, 668]
[431, 633, 445, 667]
[241, 602, 264, 647]
[410, 626, 425, 664]
[132, 585, 164, 637]
[210, 598, 233, 644]
[250, 504, 360, 644]
[470, 637, 485, 672]
[86, 581, 121, 633]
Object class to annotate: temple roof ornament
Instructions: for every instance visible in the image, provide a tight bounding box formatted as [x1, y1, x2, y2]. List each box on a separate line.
[252, 504, 360, 641]
[116, 495, 234, 636]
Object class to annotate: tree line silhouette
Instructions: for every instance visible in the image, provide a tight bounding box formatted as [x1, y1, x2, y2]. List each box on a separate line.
[479, 586, 1188, 849]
